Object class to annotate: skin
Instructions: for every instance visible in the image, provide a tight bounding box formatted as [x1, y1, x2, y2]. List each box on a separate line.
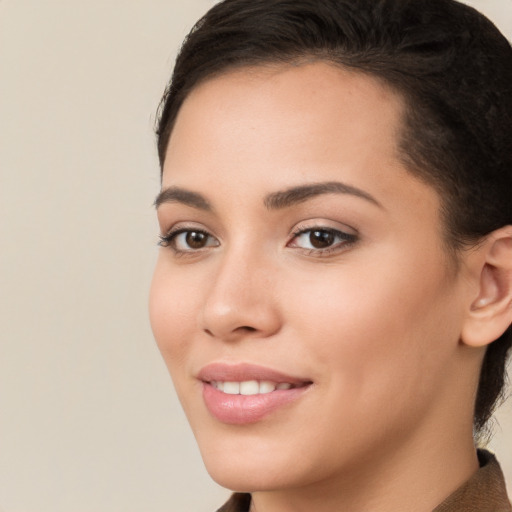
[149, 62, 496, 512]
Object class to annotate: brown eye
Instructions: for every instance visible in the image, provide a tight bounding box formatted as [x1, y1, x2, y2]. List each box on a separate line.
[309, 230, 335, 248]
[288, 227, 357, 254]
[159, 229, 219, 252]
[186, 231, 209, 249]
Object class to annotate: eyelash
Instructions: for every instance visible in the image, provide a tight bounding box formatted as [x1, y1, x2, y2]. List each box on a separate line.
[158, 226, 358, 257]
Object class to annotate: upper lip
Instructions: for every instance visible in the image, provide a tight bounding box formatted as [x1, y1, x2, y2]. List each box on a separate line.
[197, 362, 311, 385]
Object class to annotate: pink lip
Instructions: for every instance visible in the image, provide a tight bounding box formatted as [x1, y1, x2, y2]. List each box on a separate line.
[197, 362, 309, 385]
[198, 363, 312, 425]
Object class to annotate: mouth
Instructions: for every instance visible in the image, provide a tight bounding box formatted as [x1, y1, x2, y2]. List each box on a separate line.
[198, 363, 313, 425]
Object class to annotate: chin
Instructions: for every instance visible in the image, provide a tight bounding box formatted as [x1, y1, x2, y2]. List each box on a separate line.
[195, 429, 304, 492]
[204, 457, 298, 493]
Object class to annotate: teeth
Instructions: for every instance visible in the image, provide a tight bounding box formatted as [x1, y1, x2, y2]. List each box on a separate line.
[212, 381, 224, 392]
[259, 381, 276, 393]
[223, 382, 240, 394]
[240, 380, 259, 395]
[211, 380, 293, 395]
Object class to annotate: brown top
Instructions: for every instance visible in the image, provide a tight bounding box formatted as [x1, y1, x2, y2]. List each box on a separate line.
[217, 450, 511, 512]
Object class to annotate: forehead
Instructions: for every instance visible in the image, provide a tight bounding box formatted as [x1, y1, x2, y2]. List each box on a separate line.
[164, 62, 405, 185]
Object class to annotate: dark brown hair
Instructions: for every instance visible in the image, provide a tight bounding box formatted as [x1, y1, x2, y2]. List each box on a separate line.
[156, 0, 512, 435]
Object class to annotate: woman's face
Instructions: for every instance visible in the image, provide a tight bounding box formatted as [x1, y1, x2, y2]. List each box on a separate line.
[150, 63, 473, 491]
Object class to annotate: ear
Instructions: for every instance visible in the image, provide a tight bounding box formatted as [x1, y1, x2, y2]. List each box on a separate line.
[461, 226, 512, 348]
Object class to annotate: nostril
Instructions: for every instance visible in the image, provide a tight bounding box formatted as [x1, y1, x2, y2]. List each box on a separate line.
[239, 326, 257, 333]
[203, 325, 258, 340]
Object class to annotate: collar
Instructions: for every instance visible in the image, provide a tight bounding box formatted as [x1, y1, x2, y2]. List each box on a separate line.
[433, 450, 511, 512]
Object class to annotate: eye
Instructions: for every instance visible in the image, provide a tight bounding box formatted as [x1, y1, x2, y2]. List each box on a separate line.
[159, 228, 219, 252]
[288, 227, 356, 253]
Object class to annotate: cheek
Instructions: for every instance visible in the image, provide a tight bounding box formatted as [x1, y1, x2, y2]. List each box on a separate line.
[149, 256, 201, 374]
[270, 262, 461, 472]
[284, 252, 460, 404]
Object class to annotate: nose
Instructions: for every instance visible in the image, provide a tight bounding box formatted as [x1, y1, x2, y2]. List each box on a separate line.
[200, 249, 282, 342]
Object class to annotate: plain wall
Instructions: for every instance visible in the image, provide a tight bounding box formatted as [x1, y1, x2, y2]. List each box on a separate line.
[0, 1, 511, 510]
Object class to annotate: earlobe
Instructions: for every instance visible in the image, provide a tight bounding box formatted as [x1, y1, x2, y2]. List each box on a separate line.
[461, 227, 512, 348]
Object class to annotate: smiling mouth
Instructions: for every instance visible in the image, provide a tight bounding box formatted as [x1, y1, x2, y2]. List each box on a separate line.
[197, 362, 313, 424]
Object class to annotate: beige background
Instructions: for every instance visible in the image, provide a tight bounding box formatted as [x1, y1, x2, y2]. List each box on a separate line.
[0, 1, 511, 511]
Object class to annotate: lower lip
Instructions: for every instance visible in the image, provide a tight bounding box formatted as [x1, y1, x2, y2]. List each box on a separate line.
[202, 383, 310, 425]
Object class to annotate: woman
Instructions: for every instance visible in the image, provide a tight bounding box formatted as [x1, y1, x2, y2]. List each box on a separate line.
[149, 0, 512, 510]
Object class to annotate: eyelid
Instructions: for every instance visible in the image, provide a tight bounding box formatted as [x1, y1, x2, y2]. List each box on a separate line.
[159, 220, 214, 239]
[289, 219, 358, 238]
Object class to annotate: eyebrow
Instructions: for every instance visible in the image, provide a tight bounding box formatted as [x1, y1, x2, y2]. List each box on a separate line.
[154, 181, 381, 211]
[264, 181, 382, 210]
[154, 186, 212, 211]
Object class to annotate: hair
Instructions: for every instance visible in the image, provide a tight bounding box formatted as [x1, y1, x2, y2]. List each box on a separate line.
[156, 0, 512, 435]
